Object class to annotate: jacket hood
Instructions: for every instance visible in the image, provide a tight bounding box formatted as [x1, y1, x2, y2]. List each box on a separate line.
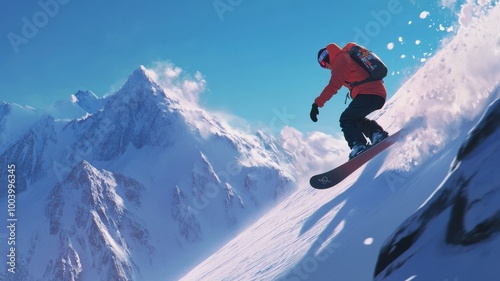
[326, 43, 342, 64]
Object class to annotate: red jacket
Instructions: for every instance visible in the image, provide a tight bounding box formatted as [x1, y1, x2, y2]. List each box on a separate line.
[315, 42, 387, 107]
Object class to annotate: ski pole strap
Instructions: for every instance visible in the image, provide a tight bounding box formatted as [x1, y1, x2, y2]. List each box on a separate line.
[345, 92, 351, 104]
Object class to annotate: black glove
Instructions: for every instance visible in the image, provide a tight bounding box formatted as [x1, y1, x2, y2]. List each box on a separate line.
[310, 103, 319, 122]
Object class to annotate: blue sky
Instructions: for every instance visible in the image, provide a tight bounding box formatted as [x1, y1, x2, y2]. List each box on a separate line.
[0, 0, 463, 134]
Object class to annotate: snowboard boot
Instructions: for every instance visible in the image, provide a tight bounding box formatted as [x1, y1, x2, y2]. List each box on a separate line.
[371, 130, 389, 146]
[349, 141, 369, 160]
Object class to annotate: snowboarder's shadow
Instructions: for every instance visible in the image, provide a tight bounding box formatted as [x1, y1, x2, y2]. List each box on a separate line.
[300, 149, 393, 237]
[283, 149, 399, 280]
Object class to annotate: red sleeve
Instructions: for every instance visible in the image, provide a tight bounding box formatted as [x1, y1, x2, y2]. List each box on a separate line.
[314, 54, 349, 108]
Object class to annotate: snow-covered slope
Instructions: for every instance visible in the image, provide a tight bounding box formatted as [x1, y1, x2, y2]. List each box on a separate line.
[181, 3, 500, 281]
[0, 102, 48, 149]
[0, 65, 295, 280]
[374, 98, 500, 281]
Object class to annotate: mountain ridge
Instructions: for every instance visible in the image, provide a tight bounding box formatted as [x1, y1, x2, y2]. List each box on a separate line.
[0, 65, 296, 280]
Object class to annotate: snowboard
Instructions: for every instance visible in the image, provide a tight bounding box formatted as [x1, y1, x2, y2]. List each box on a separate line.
[310, 130, 402, 189]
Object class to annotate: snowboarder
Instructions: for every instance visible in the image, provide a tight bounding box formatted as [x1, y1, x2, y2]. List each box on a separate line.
[310, 42, 389, 159]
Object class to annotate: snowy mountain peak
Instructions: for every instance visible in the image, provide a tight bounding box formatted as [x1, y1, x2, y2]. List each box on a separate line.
[72, 90, 103, 114]
[130, 65, 154, 84]
[0, 63, 296, 280]
[105, 65, 182, 119]
[119, 65, 163, 98]
[73, 90, 98, 102]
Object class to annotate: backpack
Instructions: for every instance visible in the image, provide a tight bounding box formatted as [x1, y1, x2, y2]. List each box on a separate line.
[346, 44, 388, 88]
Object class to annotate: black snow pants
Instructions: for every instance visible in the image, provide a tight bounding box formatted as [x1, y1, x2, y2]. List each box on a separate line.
[339, 94, 385, 149]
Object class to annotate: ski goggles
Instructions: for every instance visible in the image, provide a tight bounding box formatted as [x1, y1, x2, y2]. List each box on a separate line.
[318, 49, 329, 68]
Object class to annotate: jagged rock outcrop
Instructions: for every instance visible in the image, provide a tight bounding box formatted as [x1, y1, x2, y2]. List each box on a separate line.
[374, 99, 500, 280]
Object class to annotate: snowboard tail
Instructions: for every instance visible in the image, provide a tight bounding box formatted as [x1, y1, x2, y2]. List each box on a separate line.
[310, 130, 402, 189]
